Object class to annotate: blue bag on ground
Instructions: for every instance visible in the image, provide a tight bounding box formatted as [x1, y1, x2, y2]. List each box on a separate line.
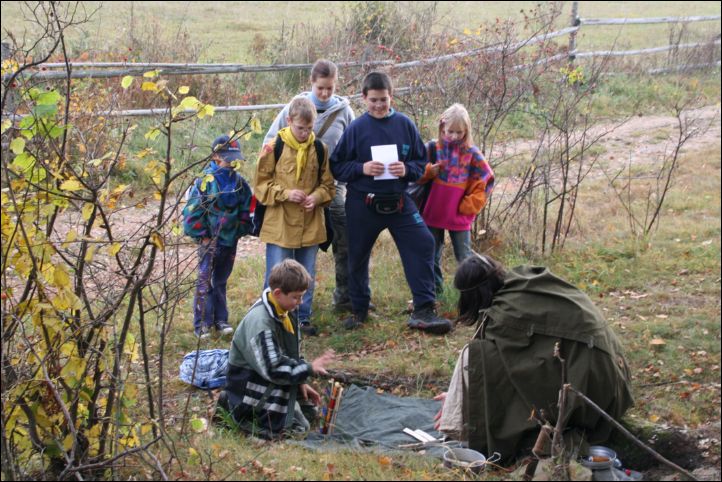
[179, 349, 229, 389]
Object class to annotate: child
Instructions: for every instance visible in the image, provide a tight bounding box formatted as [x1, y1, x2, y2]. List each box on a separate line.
[183, 135, 252, 339]
[217, 259, 335, 438]
[263, 59, 358, 314]
[330, 71, 452, 335]
[417, 104, 494, 293]
[254, 96, 336, 337]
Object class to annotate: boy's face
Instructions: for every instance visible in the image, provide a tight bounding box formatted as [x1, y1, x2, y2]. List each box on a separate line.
[272, 288, 306, 312]
[363, 89, 392, 119]
[287, 117, 314, 143]
[213, 154, 232, 168]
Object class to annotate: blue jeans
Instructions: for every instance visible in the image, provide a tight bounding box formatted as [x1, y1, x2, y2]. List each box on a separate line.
[193, 241, 237, 331]
[264, 243, 319, 324]
[428, 228, 472, 291]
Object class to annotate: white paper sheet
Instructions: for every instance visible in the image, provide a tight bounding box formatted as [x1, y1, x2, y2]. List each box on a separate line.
[371, 144, 399, 180]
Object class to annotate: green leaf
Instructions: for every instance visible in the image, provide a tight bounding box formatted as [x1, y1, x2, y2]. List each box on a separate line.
[11, 152, 35, 173]
[33, 103, 58, 117]
[1, 119, 11, 134]
[121, 75, 134, 89]
[9, 137, 25, 154]
[36, 91, 61, 105]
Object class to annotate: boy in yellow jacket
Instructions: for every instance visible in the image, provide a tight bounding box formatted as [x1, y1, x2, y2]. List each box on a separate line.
[254, 97, 335, 337]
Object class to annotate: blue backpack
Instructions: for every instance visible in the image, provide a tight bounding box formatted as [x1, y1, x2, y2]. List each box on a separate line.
[179, 349, 229, 390]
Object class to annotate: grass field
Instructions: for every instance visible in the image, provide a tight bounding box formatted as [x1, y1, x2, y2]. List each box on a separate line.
[1, 1, 720, 62]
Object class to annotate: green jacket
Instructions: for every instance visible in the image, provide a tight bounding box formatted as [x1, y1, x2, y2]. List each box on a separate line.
[467, 266, 633, 461]
[224, 289, 312, 435]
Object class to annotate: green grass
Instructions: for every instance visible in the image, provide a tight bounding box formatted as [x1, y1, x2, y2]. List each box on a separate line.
[143, 141, 721, 479]
[1, 1, 719, 62]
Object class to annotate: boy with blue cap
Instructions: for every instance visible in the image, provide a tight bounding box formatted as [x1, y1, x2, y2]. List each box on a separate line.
[183, 135, 253, 339]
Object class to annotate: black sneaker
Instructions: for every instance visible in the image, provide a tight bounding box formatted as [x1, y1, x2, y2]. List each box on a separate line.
[343, 311, 368, 330]
[407, 304, 452, 335]
[300, 322, 318, 337]
[215, 321, 234, 336]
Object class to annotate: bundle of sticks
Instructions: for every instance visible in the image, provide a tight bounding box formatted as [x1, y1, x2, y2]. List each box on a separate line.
[319, 380, 344, 435]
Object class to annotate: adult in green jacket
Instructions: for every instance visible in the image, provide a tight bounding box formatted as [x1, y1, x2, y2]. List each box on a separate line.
[436, 255, 634, 462]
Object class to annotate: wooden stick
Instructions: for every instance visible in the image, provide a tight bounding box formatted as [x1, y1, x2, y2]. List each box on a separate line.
[565, 384, 699, 481]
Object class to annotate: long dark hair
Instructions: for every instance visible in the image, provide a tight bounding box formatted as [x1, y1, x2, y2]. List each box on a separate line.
[454, 254, 506, 325]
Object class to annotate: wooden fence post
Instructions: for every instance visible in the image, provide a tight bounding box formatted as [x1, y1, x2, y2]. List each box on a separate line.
[568, 1, 580, 66]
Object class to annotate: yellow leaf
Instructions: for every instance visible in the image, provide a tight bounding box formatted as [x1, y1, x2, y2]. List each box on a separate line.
[53, 265, 70, 288]
[108, 242, 121, 256]
[143, 69, 160, 78]
[178, 86, 190, 94]
[121, 76, 134, 89]
[63, 434, 74, 451]
[251, 117, 262, 134]
[649, 414, 660, 423]
[63, 229, 78, 249]
[141, 81, 158, 92]
[81, 203, 94, 221]
[463, 28, 472, 35]
[150, 231, 165, 251]
[144, 128, 161, 141]
[197, 104, 215, 119]
[188, 447, 198, 458]
[85, 245, 97, 262]
[1, 119, 11, 134]
[60, 179, 83, 192]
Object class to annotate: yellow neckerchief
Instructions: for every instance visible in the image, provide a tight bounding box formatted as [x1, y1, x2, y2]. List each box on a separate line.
[267, 291, 295, 335]
[278, 126, 315, 182]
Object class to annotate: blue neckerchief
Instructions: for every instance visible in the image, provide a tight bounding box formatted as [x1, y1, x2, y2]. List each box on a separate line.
[209, 160, 241, 208]
[309, 92, 338, 111]
[384, 108, 396, 118]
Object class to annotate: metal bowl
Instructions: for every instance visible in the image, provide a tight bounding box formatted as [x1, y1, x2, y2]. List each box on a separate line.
[443, 448, 487, 473]
[580, 445, 618, 470]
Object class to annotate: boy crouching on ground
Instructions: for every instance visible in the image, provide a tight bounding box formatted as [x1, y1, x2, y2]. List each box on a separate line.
[216, 259, 335, 438]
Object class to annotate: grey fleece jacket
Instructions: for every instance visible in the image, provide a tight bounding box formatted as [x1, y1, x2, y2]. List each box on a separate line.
[263, 92, 355, 155]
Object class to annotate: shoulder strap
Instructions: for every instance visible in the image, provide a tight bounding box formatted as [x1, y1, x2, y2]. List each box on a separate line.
[316, 108, 342, 139]
[273, 134, 285, 162]
[429, 140, 436, 164]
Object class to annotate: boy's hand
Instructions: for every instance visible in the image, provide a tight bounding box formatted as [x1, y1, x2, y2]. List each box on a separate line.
[428, 162, 441, 177]
[311, 349, 336, 376]
[362, 161, 386, 177]
[301, 195, 316, 211]
[287, 189, 307, 203]
[300, 383, 322, 406]
[388, 161, 406, 177]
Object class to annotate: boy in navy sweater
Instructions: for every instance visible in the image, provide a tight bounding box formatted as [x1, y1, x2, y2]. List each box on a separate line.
[330, 72, 451, 335]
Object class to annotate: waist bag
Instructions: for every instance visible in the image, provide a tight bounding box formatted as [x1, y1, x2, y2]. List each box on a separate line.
[365, 192, 404, 214]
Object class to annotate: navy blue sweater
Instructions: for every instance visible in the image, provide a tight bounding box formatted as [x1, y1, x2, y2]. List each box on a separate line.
[330, 111, 427, 196]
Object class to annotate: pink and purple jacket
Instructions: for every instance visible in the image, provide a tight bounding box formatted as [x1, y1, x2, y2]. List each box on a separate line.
[419, 139, 494, 231]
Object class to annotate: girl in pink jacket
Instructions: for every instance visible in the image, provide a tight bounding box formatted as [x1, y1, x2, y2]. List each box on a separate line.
[418, 104, 495, 294]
